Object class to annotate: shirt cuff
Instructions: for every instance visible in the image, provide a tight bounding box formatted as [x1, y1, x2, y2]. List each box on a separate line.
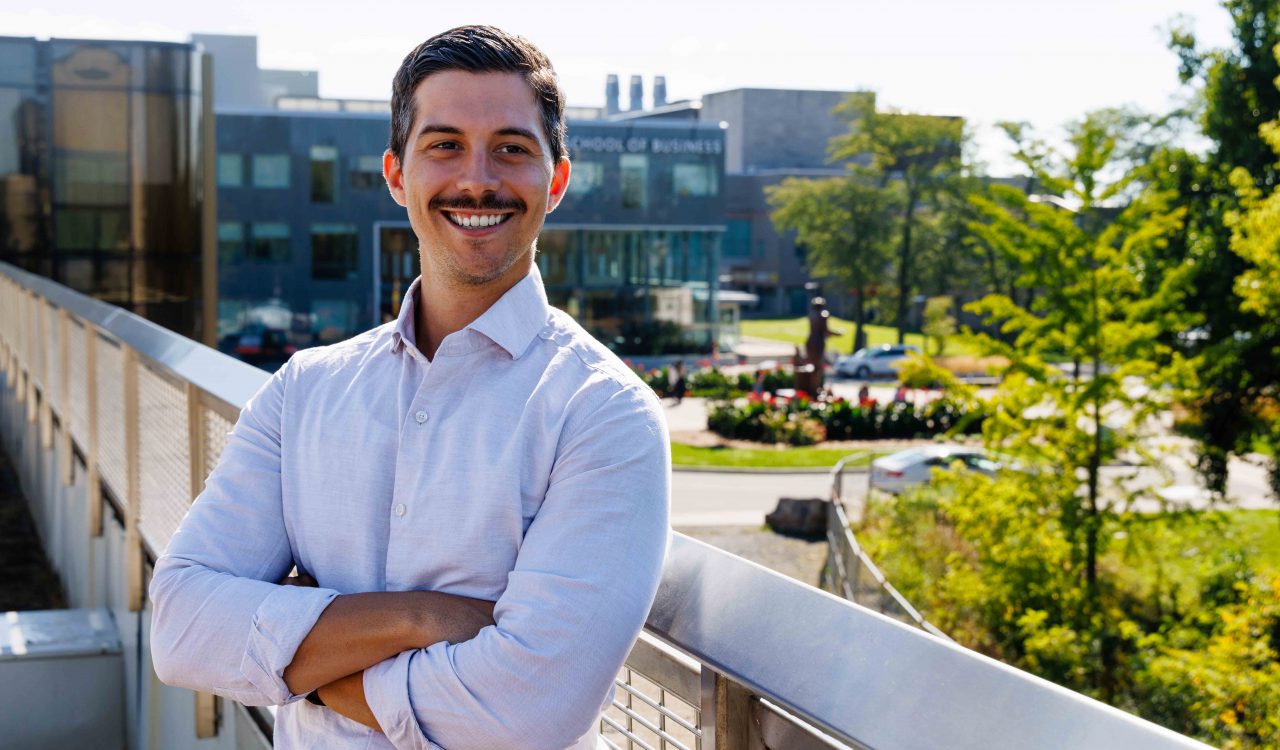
[364, 649, 443, 750]
[240, 583, 339, 704]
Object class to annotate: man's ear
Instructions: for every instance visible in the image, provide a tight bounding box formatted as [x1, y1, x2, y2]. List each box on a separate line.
[384, 150, 407, 207]
[546, 158, 572, 213]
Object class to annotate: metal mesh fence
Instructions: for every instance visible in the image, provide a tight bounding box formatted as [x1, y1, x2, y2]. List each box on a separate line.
[96, 337, 128, 503]
[66, 321, 88, 446]
[39, 300, 55, 402]
[204, 408, 234, 487]
[138, 362, 191, 553]
[602, 666, 701, 750]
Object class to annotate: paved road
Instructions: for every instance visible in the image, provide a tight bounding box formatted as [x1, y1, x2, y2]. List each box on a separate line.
[671, 454, 1275, 527]
[671, 470, 836, 527]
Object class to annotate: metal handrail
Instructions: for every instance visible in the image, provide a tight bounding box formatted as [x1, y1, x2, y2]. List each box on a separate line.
[0, 261, 1210, 749]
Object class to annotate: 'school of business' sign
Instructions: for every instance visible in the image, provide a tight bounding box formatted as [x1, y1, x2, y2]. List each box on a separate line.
[567, 135, 723, 155]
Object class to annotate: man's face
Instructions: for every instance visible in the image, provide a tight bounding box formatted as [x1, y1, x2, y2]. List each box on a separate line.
[384, 71, 570, 291]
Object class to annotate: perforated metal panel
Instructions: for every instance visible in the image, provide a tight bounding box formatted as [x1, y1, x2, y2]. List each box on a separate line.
[602, 666, 701, 750]
[42, 301, 58, 410]
[138, 362, 191, 552]
[96, 338, 128, 503]
[203, 408, 234, 482]
[66, 321, 88, 447]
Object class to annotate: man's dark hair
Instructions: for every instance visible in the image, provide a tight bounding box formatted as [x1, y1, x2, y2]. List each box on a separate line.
[389, 26, 567, 165]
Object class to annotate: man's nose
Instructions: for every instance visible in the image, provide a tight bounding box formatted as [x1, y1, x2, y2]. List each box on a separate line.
[455, 150, 500, 196]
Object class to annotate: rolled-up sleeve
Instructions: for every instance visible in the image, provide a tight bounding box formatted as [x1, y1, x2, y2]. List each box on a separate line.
[363, 384, 671, 750]
[149, 363, 338, 705]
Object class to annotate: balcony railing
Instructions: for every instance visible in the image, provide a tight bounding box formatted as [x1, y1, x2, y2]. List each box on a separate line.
[0, 260, 1209, 749]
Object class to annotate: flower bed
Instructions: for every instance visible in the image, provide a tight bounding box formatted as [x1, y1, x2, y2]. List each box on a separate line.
[708, 392, 984, 446]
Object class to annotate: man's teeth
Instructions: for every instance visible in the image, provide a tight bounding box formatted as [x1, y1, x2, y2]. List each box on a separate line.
[447, 213, 509, 228]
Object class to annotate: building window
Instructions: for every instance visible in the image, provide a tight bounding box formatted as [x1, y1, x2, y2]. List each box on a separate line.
[724, 219, 751, 258]
[349, 155, 383, 189]
[311, 223, 358, 280]
[567, 161, 604, 196]
[217, 222, 243, 263]
[310, 145, 337, 203]
[673, 163, 717, 197]
[620, 154, 647, 209]
[217, 154, 243, 187]
[537, 229, 575, 285]
[252, 154, 290, 188]
[250, 222, 290, 262]
[583, 231, 623, 286]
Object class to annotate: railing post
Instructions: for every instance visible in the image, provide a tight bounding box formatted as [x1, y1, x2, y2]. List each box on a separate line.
[123, 345, 143, 612]
[86, 326, 102, 537]
[185, 381, 219, 738]
[58, 308, 72, 485]
[701, 668, 751, 750]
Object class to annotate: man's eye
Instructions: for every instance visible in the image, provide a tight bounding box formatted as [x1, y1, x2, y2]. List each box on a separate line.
[497, 144, 528, 155]
[431, 141, 461, 150]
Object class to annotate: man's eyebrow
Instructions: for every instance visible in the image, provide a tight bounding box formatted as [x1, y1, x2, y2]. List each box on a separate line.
[416, 124, 463, 139]
[495, 127, 540, 142]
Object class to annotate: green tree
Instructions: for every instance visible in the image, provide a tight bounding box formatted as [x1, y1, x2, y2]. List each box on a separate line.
[960, 110, 1192, 697]
[921, 296, 955, 356]
[1158, 0, 1280, 493]
[767, 168, 897, 353]
[829, 96, 966, 343]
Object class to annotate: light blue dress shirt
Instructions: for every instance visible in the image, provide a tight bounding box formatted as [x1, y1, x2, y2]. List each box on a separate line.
[149, 268, 671, 749]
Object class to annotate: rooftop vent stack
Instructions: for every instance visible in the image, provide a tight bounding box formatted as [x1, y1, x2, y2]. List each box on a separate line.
[653, 76, 667, 108]
[605, 74, 620, 115]
[629, 75, 644, 111]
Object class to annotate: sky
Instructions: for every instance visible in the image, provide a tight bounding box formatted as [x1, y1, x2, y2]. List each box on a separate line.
[1, 0, 1237, 173]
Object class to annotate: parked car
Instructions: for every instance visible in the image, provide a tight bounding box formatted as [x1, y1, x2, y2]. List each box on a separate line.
[869, 444, 1000, 494]
[834, 344, 921, 380]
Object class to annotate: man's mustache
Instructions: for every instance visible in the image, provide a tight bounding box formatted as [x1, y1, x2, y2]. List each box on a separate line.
[430, 195, 526, 212]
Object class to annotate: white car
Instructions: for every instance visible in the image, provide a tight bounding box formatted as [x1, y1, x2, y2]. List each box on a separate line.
[834, 344, 921, 380]
[869, 444, 1000, 494]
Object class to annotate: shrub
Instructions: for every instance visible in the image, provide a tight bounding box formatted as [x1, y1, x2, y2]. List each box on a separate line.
[708, 393, 984, 444]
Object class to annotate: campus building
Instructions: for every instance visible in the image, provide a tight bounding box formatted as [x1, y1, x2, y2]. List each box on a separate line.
[701, 88, 869, 317]
[0, 36, 214, 342]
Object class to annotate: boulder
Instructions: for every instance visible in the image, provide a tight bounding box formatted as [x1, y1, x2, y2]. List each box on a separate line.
[765, 497, 828, 539]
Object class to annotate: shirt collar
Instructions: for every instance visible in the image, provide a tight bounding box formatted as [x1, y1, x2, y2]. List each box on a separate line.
[390, 265, 550, 360]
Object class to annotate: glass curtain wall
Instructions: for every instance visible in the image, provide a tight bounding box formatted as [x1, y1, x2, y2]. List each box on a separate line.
[538, 226, 719, 353]
[0, 39, 49, 272]
[41, 40, 206, 338]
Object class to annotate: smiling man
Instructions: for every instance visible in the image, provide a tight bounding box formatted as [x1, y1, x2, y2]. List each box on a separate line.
[150, 26, 671, 750]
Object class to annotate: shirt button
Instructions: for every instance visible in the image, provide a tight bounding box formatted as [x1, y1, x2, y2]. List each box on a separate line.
[394, 503, 406, 517]
[414, 410, 428, 424]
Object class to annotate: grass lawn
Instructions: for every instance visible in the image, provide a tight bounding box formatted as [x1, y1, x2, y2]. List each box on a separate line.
[740, 317, 981, 357]
[671, 441, 877, 469]
[1112, 509, 1280, 601]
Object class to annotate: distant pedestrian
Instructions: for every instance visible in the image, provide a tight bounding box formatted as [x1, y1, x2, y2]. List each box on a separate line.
[753, 369, 767, 396]
[670, 361, 687, 404]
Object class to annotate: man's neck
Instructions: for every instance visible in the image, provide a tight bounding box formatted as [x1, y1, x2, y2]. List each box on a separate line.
[413, 257, 532, 360]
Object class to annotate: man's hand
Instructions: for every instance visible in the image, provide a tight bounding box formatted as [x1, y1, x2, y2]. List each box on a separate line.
[281, 574, 496, 698]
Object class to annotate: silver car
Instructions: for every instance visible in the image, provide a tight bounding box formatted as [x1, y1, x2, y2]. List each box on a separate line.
[834, 344, 921, 380]
[869, 444, 1000, 494]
